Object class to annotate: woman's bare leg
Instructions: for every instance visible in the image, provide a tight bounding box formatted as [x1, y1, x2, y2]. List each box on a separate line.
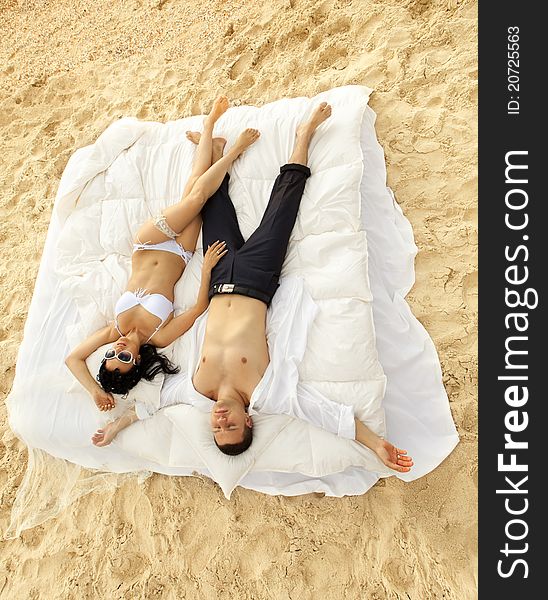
[186, 132, 226, 167]
[135, 130, 258, 245]
[138, 128, 258, 241]
[288, 102, 332, 166]
[183, 134, 227, 196]
[175, 136, 227, 251]
[180, 98, 228, 197]
[135, 96, 229, 244]
[175, 215, 202, 252]
[182, 128, 260, 202]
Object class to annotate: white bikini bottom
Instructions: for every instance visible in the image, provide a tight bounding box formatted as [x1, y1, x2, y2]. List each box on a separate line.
[133, 239, 194, 265]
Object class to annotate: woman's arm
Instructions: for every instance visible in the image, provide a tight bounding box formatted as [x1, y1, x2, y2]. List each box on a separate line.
[153, 241, 228, 348]
[65, 324, 120, 411]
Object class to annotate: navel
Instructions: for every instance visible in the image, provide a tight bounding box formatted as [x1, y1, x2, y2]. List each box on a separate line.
[241, 357, 247, 364]
[202, 356, 206, 363]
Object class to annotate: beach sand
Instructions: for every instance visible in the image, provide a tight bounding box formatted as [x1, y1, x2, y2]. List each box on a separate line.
[0, 0, 477, 598]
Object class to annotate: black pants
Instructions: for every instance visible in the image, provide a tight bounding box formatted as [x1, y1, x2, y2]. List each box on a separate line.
[201, 163, 311, 306]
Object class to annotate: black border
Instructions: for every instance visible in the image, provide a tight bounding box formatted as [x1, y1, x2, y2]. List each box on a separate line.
[479, 3, 545, 595]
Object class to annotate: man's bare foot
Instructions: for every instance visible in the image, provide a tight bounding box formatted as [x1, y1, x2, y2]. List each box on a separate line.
[296, 101, 332, 139]
[229, 128, 260, 158]
[374, 439, 414, 473]
[92, 421, 120, 447]
[186, 131, 227, 163]
[204, 95, 229, 128]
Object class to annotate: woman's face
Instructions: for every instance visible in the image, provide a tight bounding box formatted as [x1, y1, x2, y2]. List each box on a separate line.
[103, 337, 140, 374]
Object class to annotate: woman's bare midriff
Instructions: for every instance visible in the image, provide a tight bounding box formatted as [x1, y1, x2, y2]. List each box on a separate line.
[126, 249, 185, 299]
[192, 294, 270, 403]
[116, 249, 185, 334]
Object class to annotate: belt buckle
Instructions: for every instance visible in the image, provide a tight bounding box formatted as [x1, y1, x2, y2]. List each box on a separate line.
[219, 283, 235, 293]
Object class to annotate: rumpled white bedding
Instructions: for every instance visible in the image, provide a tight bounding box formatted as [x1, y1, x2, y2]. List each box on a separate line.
[6, 85, 458, 513]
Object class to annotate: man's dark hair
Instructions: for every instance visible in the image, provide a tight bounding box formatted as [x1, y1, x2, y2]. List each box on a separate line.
[214, 424, 253, 456]
[97, 343, 179, 395]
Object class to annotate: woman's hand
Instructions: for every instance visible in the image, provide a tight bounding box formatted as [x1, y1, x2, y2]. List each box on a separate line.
[92, 387, 116, 412]
[202, 240, 228, 275]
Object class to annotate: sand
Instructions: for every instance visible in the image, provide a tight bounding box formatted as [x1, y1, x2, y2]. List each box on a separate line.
[0, 0, 477, 598]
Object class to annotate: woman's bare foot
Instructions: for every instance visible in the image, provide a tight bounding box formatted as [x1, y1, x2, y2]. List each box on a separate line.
[229, 128, 260, 158]
[204, 95, 229, 128]
[297, 101, 332, 139]
[92, 421, 120, 447]
[186, 131, 227, 163]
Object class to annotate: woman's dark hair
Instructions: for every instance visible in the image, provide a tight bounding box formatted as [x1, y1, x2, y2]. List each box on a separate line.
[97, 344, 179, 395]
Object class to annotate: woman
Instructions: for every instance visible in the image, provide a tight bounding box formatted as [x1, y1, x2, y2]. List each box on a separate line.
[65, 95, 261, 423]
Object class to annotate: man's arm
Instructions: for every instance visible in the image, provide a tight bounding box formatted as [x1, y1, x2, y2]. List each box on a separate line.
[256, 382, 356, 438]
[354, 418, 413, 473]
[261, 383, 413, 473]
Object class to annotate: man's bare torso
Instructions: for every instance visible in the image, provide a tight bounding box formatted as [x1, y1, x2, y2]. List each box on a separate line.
[192, 294, 270, 404]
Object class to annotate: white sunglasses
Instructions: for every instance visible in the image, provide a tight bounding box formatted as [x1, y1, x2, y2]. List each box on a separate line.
[103, 348, 137, 365]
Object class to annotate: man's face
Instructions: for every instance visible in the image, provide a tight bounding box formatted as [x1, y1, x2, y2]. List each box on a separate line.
[210, 402, 252, 446]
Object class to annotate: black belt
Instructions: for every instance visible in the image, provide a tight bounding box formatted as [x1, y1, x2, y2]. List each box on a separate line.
[211, 282, 271, 304]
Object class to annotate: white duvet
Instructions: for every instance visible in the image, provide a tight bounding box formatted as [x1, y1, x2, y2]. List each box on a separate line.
[6, 86, 458, 516]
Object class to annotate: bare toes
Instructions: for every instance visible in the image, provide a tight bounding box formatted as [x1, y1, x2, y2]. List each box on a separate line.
[209, 95, 230, 121]
[186, 131, 201, 144]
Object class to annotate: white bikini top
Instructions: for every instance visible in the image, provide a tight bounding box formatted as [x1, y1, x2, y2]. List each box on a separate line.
[114, 288, 173, 343]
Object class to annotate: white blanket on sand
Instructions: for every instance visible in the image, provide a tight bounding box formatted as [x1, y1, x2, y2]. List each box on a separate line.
[6, 86, 458, 528]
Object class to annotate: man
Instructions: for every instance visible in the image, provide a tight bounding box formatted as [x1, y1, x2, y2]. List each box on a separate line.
[192, 102, 413, 473]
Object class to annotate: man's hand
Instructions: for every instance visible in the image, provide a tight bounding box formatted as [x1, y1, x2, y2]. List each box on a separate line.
[93, 387, 116, 412]
[374, 439, 413, 473]
[202, 240, 228, 274]
[354, 418, 413, 473]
